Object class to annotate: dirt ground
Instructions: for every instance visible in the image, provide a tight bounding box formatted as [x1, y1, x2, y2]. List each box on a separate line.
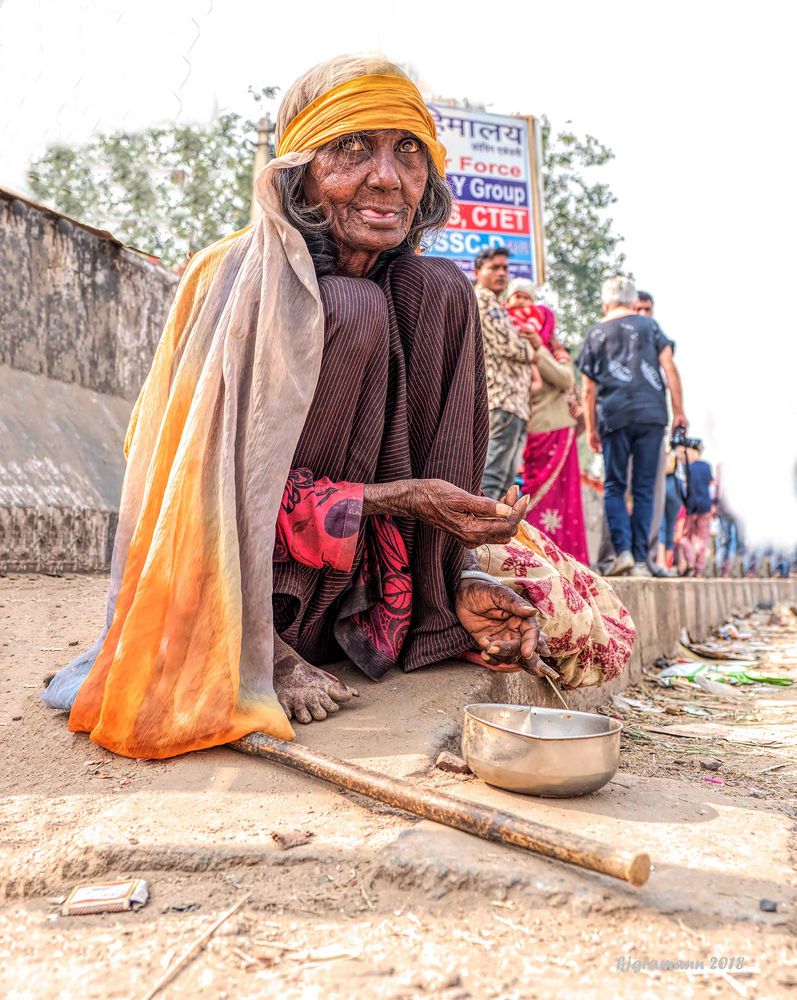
[1, 574, 796, 999]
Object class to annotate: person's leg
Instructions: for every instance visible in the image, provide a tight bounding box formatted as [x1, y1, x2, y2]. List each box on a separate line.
[647, 439, 668, 565]
[629, 424, 665, 563]
[662, 476, 681, 566]
[693, 512, 712, 574]
[601, 426, 633, 560]
[481, 409, 525, 499]
[273, 275, 392, 707]
[679, 514, 696, 571]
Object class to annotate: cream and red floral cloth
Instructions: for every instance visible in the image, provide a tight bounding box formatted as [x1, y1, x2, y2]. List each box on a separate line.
[477, 520, 636, 688]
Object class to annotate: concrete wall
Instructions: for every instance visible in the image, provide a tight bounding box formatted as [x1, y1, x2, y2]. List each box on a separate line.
[0, 366, 130, 572]
[0, 190, 177, 401]
[492, 578, 797, 710]
[0, 189, 177, 571]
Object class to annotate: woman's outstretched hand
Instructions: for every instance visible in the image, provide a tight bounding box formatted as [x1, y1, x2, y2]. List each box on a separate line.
[363, 479, 529, 548]
[455, 576, 546, 674]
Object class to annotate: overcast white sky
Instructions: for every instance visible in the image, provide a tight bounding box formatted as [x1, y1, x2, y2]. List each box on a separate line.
[1, 0, 795, 548]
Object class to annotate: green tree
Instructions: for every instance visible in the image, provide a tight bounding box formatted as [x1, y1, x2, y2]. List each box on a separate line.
[27, 88, 278, 267]
[541, 117, 628, 347]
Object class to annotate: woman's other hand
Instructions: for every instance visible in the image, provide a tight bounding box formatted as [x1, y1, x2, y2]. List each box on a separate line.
[363, 480, 529, 547]
[455, 577, 545, 673]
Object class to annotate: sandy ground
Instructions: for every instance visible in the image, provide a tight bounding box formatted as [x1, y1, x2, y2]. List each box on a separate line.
[1, 573, 796, 999]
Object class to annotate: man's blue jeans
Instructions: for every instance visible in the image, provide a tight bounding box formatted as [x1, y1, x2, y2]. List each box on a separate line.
[602, 423, 665, 562]
[481, 408, 527, 500]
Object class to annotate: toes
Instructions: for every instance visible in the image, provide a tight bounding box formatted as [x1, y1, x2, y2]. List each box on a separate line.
[294, 703, 313, 725]
[306, 694, 328, 722]
[317, 669, 353, 703]
[329, 679, 353, 703]
[318, 692, 339, 714]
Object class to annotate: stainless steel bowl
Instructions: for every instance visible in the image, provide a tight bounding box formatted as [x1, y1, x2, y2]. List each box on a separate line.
[462, 703, 622, 797]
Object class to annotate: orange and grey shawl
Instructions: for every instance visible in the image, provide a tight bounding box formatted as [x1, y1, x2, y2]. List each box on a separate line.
[43, 164, 326, 757]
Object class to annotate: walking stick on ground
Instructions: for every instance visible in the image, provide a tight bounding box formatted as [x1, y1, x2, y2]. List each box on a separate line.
[229, 733, 650, 888]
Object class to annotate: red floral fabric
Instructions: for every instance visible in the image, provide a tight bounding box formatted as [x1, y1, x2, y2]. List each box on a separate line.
[478, 520, 636, 687]
[274, 468, 412, 667]
[274, 469, 364, 573]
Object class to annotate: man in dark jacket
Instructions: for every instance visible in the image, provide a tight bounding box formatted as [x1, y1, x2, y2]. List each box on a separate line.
[578, 277, 687, 577]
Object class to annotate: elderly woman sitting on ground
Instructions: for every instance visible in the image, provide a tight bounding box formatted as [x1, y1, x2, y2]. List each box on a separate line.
[43, 55, 635, 759]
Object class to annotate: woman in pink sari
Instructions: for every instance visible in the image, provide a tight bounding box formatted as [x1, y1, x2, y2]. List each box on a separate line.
[505, 279, 589, 565]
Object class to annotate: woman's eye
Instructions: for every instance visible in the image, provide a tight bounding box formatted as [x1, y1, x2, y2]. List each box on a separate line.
[398, 137, 421, 153]
[339, 135, 365, 152]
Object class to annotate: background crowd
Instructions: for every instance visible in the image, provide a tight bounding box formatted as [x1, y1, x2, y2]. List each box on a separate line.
[473, 248, 794, 581]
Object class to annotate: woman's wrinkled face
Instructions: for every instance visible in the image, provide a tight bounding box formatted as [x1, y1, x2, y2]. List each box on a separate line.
[305, 129, 429, 258]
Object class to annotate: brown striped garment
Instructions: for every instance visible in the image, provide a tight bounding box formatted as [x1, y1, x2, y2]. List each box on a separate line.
[273, 253, 489, 678]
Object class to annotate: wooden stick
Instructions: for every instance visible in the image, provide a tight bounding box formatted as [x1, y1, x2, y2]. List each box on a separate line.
[229, 734, 650, 887]
[140, 894, 250, 1000]
[544, 674, 570, 710]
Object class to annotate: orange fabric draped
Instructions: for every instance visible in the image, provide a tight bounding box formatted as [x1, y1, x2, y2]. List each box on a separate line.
[67, 224, 302, 756]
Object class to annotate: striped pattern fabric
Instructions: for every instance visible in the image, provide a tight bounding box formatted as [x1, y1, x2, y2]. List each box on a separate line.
[274, 253, 489, 675]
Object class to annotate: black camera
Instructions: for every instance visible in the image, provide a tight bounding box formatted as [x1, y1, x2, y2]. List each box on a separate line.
[670, 425, 702, 451]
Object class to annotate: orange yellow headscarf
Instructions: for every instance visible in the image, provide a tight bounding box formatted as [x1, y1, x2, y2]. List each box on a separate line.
[277, 74, 447, 176]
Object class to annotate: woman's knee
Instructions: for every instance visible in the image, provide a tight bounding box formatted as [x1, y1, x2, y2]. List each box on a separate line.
[391, 254, 472, 302]
[319, 275, 389, 356]
[318, 276, 390, 366]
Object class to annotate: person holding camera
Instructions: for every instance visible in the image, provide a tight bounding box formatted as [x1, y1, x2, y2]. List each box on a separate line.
[578, 276, 687, 577]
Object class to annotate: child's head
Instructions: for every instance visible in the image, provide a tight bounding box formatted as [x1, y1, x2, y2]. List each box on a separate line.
[505, 278, 538, 309]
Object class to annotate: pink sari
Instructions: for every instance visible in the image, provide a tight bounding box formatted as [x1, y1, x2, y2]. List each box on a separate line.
[522, 426, 589, 566]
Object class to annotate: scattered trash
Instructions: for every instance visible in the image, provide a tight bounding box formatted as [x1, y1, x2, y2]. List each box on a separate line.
[693, 674, 742, 697]
[611, 695, 663, 715]
[716, 623, 751, 642]
[703, 777, 724, 785]
[758, 762, 789, 775]
[61, 878, 149, 916]
[434, 751, 472, 774]
[642, 725, 780, 747]
[681, 641, 757, 662]
[68, 640, 80, 646]
[11, 715, 21, 722]
[168, 902, 200, 913]
[271, 829, 314, 850]
[682, 705, 712, 717]
[659, 660, 793, 688]
[759, 898, 778, 913]
[700, 758, 722, 771]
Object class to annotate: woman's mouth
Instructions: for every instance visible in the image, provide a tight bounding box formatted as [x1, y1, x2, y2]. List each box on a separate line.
[356, 207, 403, 226]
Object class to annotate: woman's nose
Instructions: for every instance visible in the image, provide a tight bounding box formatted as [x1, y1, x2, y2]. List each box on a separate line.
[366, 147, 401, 189]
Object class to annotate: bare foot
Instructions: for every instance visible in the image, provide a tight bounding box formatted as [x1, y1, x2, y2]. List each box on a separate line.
[273, 631, 353, 724]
